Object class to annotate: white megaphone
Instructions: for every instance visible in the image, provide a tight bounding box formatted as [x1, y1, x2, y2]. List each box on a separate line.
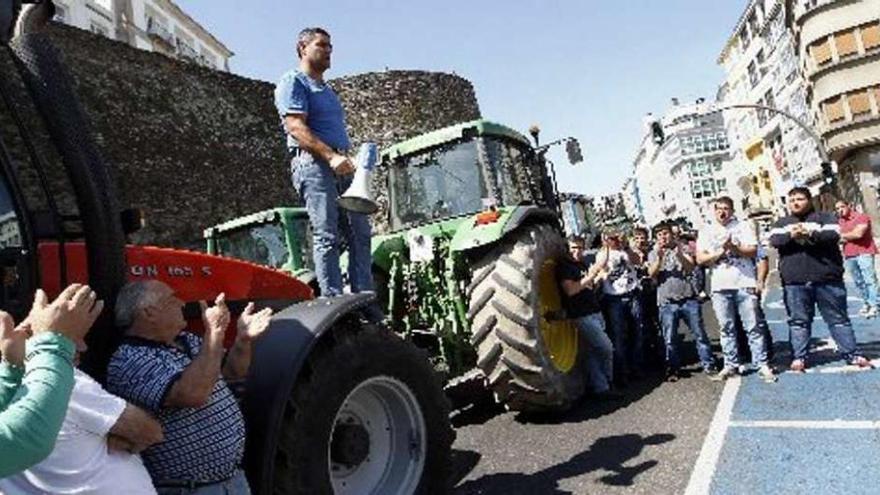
[339, 142, 380, 214]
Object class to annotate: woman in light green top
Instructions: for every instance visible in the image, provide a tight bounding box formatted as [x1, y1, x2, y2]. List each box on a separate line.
[0, 285, 104, 477]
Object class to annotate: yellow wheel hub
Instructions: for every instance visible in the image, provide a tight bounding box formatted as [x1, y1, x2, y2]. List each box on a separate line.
[538, 258, 578, 373]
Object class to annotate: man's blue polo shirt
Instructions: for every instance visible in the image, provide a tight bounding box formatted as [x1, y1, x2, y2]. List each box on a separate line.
[274, 69, 351, 152]
[106, 333, 245, 483]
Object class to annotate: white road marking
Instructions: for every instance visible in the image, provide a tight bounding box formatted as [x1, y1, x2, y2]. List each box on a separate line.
[729, 420, 880, 429]
[684, 377, 741, 495]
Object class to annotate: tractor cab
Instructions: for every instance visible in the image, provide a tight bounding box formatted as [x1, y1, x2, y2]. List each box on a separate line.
[384, 119, 568, 232]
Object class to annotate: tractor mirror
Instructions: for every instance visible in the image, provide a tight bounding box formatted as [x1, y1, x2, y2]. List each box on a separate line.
[121, 208, 145, 235]
[565, 139, 583, 165]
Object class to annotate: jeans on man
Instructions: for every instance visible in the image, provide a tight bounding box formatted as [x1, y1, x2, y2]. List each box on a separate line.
[711, 289, 766, 368]
[604, 292, 645, 377]
[574, 313, 614, 393]
[783, 281, 859, 362]
[156, 469, 250, 495]
[659, 298, 714, 371]
[844, 254, 879, 308]
[291, 153, 373, 296]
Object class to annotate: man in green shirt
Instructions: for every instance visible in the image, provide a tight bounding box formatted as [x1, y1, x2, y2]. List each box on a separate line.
[0, 284, 104, 476]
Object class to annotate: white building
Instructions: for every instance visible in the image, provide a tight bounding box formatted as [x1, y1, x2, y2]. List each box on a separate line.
[52, 0, 233, 71]
[632, 99, 735, 230]
[621, 176, 643, 224]
[717, 0, 824, 221]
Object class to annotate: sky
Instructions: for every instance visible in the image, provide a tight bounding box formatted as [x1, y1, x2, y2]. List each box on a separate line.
[177, 0, 748, 197]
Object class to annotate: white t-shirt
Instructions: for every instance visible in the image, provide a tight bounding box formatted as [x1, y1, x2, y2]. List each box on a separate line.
[0, 370, 156, 495]
[697, 218, 758, 291]
[601, 249, 639, 296]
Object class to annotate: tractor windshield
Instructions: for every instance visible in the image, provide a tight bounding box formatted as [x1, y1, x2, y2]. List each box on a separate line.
[390, 136, 534, 230]
[214, 221, 291, 270]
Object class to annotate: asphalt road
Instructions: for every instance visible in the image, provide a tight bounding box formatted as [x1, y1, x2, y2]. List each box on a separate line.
[450, 300, 727, 495]
[450, 268, 880, 495]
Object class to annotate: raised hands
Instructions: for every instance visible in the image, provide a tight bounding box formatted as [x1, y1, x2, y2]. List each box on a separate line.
[24, 285, 103, 343]
[0, 311, 27, 366]
[236, 303, 273, 343]
[200, 293, 230, 343]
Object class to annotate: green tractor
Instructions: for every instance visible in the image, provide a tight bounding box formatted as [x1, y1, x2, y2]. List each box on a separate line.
[206, 119, 586, 412]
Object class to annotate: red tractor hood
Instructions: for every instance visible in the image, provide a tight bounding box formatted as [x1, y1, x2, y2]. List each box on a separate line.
[39, 242, 314, 303]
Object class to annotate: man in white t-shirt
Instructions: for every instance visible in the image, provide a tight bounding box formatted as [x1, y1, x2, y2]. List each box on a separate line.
[0, 341, 163, 494]
[594, 230, 646, 384]
[697, 196, 775, 383]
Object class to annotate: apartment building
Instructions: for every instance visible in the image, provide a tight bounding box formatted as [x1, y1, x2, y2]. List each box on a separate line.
[52, 0, 232, 71]
[790, 0, 880, 222]
[718, 0, 824, 220]
[632, 99, 735, 229]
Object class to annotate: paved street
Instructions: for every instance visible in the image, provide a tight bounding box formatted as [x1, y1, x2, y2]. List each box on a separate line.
[451, 273, 880, 494]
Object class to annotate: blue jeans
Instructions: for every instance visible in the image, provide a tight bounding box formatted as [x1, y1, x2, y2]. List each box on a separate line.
[604, 292, 645, 376]
[844, 255, 878, 308]
[711, 289, 767, 368]
[783, 282, 860, 361]
[659, 299, 714, 371]
[574, 313, 614, 393]
[291, 153, 373, 296]
[156, 470, 250, 495]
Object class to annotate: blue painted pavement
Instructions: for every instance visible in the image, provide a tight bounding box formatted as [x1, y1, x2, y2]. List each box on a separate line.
[704, 278, 880, 495]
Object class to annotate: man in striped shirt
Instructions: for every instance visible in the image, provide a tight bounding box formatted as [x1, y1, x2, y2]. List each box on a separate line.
[769, 187, 872, 372]
[106, 281, 272, 494]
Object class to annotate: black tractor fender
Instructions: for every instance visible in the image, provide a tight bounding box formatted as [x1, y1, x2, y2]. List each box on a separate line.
[500, 205, 561, 238]
[241, 292, 375, 494]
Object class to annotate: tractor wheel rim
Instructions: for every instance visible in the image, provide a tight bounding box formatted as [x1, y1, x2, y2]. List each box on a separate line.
[538, 258, 579, 373]
[328, 376, 427, 495]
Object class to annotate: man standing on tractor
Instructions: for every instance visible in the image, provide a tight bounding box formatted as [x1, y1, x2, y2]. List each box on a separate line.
[274, 27, 373, 297]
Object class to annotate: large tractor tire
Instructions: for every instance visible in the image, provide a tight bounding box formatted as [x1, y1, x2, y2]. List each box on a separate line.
[467, 223, 586, 412]
[272, 324, 453, 494]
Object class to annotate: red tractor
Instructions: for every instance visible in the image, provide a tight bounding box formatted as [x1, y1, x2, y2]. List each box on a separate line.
[0, 2, 452, 493]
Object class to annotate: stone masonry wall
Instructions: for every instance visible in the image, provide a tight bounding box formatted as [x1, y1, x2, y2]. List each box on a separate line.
[33, 23, 480, 247]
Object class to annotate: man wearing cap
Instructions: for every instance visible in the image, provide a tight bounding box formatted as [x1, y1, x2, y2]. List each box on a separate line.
[274, 27, 373, 297]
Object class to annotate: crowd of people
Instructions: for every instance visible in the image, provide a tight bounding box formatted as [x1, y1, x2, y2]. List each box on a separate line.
[559, 187, 876, 398]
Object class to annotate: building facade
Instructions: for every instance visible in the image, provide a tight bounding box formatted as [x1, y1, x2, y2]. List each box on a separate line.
[632, 99, 735, 230]
[790, 0, 880, 223]
[52, 0, 232, 71]
[718, 0, 824, 222]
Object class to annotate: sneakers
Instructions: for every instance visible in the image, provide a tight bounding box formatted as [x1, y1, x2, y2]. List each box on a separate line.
[790, 359, 806, 373]
[757, 365, 777, 383]
[848, 355, 875, 369]
[859, 304, 871, 316]
[865, 307, 878, 319]
[665, 370, 681, 383]
[710, 367, 738, 381]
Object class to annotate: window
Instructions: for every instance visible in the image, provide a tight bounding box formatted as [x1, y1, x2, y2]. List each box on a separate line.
[861, 23, 880, 51]
[823, 97, 845, 123]
[716, 179, 728, 192]
[810, 38, 832, 66]
[848, 91, 871, 117]
[748, 61, 760, 88]
[835, 31, 858, 59]
[53, 4, 67, 22]
[89, 22, 109, 37]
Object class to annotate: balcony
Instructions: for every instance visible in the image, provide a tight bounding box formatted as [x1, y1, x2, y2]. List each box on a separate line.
[146, 18, 174, 48]
[176, 41, 199, 61]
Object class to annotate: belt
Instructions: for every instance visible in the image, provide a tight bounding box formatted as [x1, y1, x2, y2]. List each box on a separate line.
[289, 147, 345, 158]
[155, 472, 235, 490]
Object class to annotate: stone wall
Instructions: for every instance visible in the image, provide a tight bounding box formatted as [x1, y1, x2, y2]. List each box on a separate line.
[37, 23, 480, 247]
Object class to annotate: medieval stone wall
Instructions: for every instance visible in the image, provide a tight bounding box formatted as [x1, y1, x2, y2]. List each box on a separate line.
[25, 23, 480, 247]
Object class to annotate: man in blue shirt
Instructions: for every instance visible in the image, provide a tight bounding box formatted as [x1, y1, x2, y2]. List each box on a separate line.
[106, 280, 272, 493]
[274, 27, 373, 297]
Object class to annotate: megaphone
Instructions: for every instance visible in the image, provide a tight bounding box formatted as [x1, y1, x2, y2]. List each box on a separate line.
[339, 142, 380, 214]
